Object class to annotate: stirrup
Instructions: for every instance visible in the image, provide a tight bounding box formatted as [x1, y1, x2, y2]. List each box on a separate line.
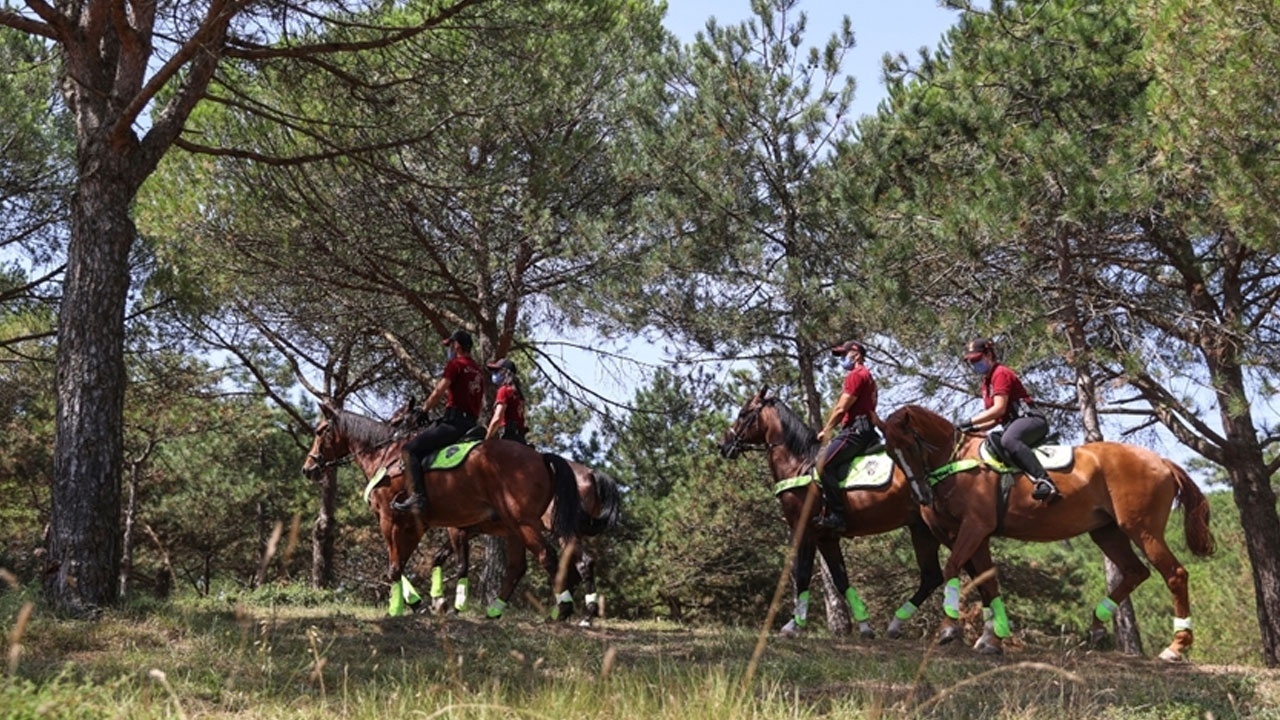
[812, 513, 846, 532]
[391, 493, 426, 513]
[1030, 478, 1060, 502]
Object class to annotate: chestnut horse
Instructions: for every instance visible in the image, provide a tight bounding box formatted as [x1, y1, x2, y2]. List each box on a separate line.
[424, 459, 621, 626]
[720, 386, 1003, 647]
[301, 403, 583, 619]
[879, 403, 1215, 661]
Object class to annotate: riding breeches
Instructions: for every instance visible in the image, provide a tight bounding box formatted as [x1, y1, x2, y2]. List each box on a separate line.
[1001, 415, 1049, 479]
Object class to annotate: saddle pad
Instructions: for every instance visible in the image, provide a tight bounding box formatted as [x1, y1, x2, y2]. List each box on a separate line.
[425, 440, 482, 470]
[979, 443, 1073, 473]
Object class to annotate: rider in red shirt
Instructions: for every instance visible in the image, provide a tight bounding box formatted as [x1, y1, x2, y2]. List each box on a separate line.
[485, 357, 528, 444]
[814, 340, 881, 533]
[958, 338, 1060, 502]
[392, 329, 484, 513]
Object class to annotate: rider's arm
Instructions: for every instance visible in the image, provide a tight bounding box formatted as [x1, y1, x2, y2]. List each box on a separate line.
[969, 394, 1007, 429]
[818, 392, 855, 442]
[486, 402, 507, 440]
[422, 376, 449, 412]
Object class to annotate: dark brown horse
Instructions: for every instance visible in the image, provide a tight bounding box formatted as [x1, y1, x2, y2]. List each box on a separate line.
[424, 458, 621, 626]
[720, 386, 1002, 646]
[879, 403, 1215, 661]
[300, 404, 583, 619]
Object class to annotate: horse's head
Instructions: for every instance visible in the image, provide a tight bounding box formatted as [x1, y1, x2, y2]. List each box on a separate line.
[880, 405, 956, 506]
[720, 384, 773, 459]
[301, 404, 350, 480]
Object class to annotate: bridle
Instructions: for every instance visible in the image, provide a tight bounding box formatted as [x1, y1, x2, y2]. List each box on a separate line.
[721, 400, 782, 457]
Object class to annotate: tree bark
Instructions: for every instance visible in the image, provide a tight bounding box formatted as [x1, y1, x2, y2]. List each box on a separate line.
[45, 170, 138, 615]
[1227, 454, 1280, 666]
[311, 465, 338, 588]
[118, 460, 141, 600]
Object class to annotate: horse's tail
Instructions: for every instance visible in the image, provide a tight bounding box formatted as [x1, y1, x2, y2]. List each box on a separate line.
[542, 453, 583, 542]
[1167, 459, 1215, 557]
[579, 469, 622, 537]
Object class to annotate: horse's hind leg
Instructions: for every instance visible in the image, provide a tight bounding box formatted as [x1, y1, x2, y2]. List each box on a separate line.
[1086, 524, 1150, 646]
[486, 532, 529, 619]
[575, 543, 599, 627]
[1128, 527, 1193, 661]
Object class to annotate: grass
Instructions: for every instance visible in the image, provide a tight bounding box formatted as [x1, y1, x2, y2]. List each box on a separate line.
[3, 586, 1279, 720]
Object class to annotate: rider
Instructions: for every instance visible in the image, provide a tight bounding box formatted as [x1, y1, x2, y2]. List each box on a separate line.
[485, 357, 529, 444]
[957, 337, 1060, 502]
[814, 340, 881, 533]
[390, 329, 484, 514]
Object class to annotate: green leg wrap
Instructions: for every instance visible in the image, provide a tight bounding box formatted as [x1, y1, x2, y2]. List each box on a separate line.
[389, 578, 406, 617]
[894, 600, 918, 621]
[455, 577, 469, 611]
[990, 596, 1011, 638]
[401, 576, 421, 606]
[794, 590, 811, 627]
[430, 567, 444, 599]
[845, 587, 870, 623]
[1095, 597, 1119, 623]
[486, 597, 508, 619]
[943, 578, 962, 620]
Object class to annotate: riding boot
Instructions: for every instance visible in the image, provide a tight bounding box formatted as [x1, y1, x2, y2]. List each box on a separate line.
[812, 476, 847, 533]
[1030, 476, 1061, 502]
[390, 449, 428, 513]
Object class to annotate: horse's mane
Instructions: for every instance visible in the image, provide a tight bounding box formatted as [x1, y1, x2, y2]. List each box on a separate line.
[335, 409, 400, 447]
[767, 399, 820, 462]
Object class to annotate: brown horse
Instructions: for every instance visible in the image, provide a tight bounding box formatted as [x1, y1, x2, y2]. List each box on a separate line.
[879, 403, 1215, 661]
[424, 458, 621, 626]
[720, 386, 1002, 646]
[300, 403, 583, 619]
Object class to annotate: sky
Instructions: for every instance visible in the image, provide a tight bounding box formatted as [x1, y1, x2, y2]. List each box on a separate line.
[541, 1, 967, 408]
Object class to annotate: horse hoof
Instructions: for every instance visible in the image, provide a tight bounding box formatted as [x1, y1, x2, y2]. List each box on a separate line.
[887, 618, 903, 639]
[860, 627, 876, 640]
[780, 619, 803, 638]
[551, 601, 574, 622]
[577, 617, 593, 628]
[431, 598, 448, 614]
[1158, 647, 1185, 662]
[1088, 626, 1108, 645]
[977, 641, 1004, 656]
[972, 632, 994, 651]
[938, 624, 962, 645]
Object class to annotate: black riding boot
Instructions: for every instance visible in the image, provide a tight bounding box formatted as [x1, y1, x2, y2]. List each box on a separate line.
[391, 449, 427, 513]
[813, 476, 847, 533]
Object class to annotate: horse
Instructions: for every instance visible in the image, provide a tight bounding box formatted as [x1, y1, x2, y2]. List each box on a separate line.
[720, 385, 1004, 648]
[300, 403, 584, 620]
[878, 403, 1215, 661]
[423, 458, 622, 627]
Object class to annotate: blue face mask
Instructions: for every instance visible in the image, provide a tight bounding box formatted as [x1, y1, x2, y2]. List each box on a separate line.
[970, 359, 992, 375]
[490, 372, 504, 385]
[840, 357, 856, 371]
[445, 347, 455, 361]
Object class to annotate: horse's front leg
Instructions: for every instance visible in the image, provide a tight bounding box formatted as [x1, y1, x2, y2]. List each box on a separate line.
[816, 536, 874, 639]
[964, 541, 1008, 655]
[780, 527, 818, 637]
[937, 517, 997, 646]
[889, 520, 945, 639]
[383, 506, 426, 617]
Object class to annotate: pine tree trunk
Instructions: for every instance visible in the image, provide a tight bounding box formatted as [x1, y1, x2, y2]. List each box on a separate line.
[818, 557, 852, 635]
[311, 465, 338, 588]
[1229, 461, 1280, 667]
[118, 460, 140, 600]
[45, 170, 137, 615]
[480, 534, 505, 606]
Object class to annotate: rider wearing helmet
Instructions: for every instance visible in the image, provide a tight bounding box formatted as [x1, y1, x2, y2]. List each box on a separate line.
[485, 357, 529, 444]
[391, 329, 484, 514]
[814, 340, 881, 533]
[958, 338, 1060, 502]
